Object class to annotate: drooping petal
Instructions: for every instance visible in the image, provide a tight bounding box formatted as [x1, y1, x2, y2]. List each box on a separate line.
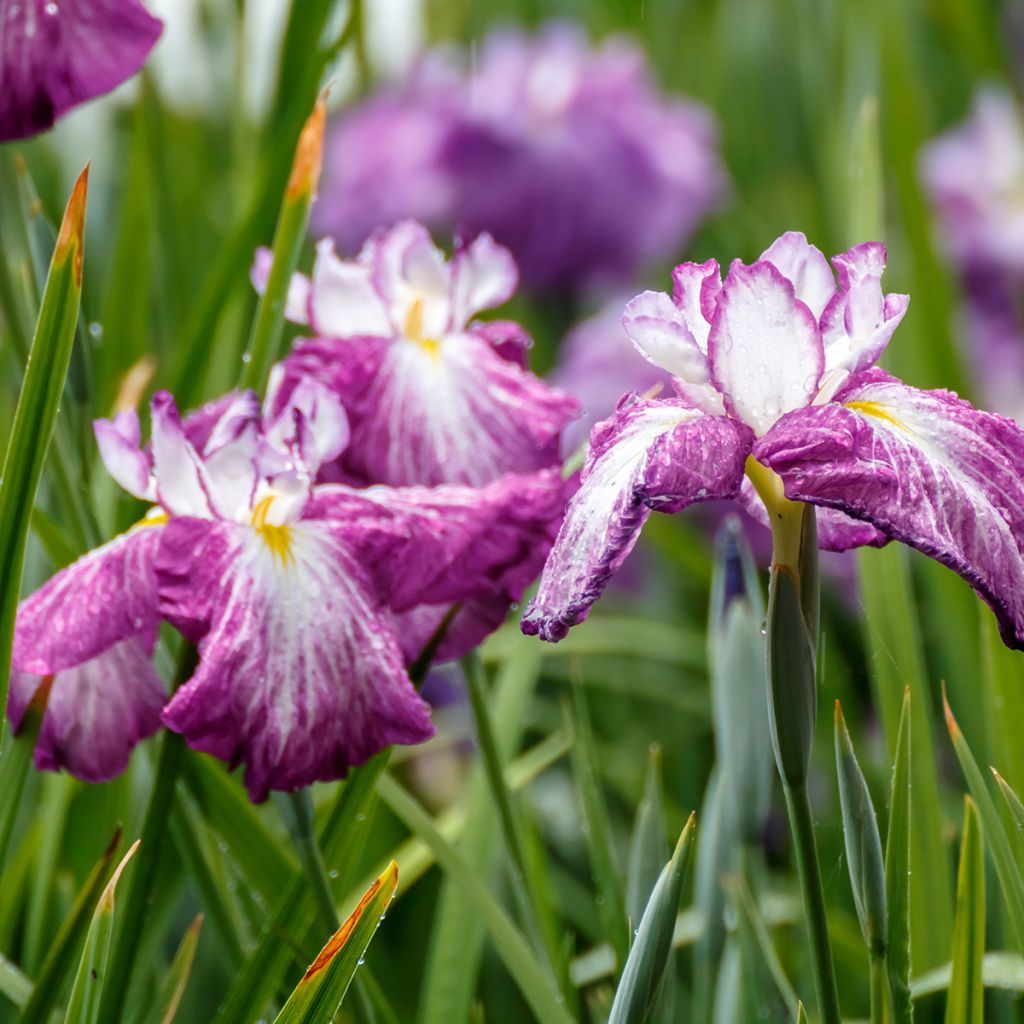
[150, 391, 214, 517]
[0, 0, 163, 141]
[12, 525, 162, 675]
[759, 231, 835, 319]
[307, 239, 393, 338]
[622, 289, 710, 382]
[521, 396, 753, 641]
[157, 518, 434, 801]
[450, 232, 518, 328]
[670, 259, 721, 352]
[9, 637, 165, 783]
[250, 247, 311, 325]
[94, 409, 154, 501]
[820, 242, 909, 374]
[708, 259, 824, 436]
[755, 370, 1024, 648]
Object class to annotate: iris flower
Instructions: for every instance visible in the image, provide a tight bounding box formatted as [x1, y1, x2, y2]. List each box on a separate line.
[12, 375, 569, 799]
[0, 0, 162, 141]
[253, 220, 578, 488]
[522, 231, 1024, 650]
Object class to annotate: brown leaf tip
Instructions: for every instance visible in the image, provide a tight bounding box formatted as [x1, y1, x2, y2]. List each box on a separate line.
[941, 684, 960, 740]
[287, 99, 327, 200]
[56, 164, 89, 286]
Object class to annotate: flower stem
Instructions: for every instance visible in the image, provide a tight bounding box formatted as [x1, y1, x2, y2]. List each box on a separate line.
[869, 950, 890, 1024]
[282, 789, 340, 937]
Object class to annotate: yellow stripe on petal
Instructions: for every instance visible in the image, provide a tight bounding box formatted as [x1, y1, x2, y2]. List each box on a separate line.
[845, 400, 908, 431]
[251, 496, 294, 563]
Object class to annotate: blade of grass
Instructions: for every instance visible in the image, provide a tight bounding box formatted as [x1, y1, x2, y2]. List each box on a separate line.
[0, 167, 87, 723]
[145, 913, 203, 1024]
[0, 954, 30, 1009]
[885, 689, 913, 1024]
[945, 797, 985, 1024]
[0, 679, 49, 871]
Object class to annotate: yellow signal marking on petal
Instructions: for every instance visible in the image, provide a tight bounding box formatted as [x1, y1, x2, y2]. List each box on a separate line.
[133, 509, 168, 530]
[845, 400, 908, 431]
[403, 296, 442, 359]
[251, 495, 294, 563]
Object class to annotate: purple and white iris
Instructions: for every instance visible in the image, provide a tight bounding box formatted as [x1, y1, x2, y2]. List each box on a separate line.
[0, 0, 162, 141]
[12, 374, 570, 800]
[254, 220, 579, 488]
[313, 23, 726, 293]
[522, 231, 1024, 651]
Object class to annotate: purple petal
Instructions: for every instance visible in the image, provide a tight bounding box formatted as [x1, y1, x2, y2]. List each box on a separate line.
[670, 258, 721, 350]
[94, 409, 154, 501]
[469, 319, 532, 368]
[150, 392, 214, 517]
[708, 259, 825, 436]
[522, 396, 753, 641]
[13, 525, 161, 675]
[759, 231, 835, 319]
[622, 289, 710, 382]
[10, 637, 165, 783]
[755, 370, 1024, 649]
[158, 518, 434, 801]
[0, 0, 162, 141]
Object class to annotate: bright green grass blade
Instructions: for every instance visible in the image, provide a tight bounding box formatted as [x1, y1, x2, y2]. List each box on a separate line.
[0, 681, 47, 871]
[240, 98, 324, 394]
[570, 682, 630, 968]
[17, 829, 121, 1024]
[145, 913, 203, 1024]
[885, 689, 913, 1024]
[608, 815, 695, 1024]
[64, 840, 140, 1024]
[0, 166, 87, 722]
[272, 862, 398, 1024]
[858, 545, 952, 971]
[797, 1002, 808, 1023]
[944, 692, 1024, 953]
[979, 611, 1024, 794]
[945, 797, 985, 1024]
[992, 769, 1024, 837]
[0, 954, 30, 1008]
[626, 746, 669, 930]
[376, 773, 574, 1024]
[912, 952, 1024, 999]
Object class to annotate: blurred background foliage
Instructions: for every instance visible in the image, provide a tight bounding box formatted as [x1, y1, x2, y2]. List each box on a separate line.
[1, 0, 1023, 1021]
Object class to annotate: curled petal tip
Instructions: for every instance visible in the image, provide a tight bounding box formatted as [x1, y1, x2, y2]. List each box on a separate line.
[287, 99, 327, 200]
[56, 164, 90, 286]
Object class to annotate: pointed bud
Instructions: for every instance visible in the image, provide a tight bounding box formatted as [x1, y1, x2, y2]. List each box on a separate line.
[55, 164, 89, 287]
[286, 97, 327, 201]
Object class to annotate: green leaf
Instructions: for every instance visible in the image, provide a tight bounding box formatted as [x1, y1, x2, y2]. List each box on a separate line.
[626, 746, 669, 930]
[0, 680, 49, 872]
[376, 773, 573, 1024]
[0, 954, 31, 1009]
[797, 1002, 808, 1023]
[944, 691, 1024, 954]
[945, 798, 984, 1024]
[64, 839, 140, 1024]
[834, 701, 887, 952]
[912, 952, 1024, 999]
[148, 914, 203, 1024]
[608, 815, 696, 1024]
[885, 689, 913, 1024]
[992, 768, 1024, 838]
[272, 862, 398, 1024]
[0, 166, 87, 722]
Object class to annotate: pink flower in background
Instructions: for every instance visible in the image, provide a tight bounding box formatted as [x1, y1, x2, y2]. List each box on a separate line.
[523, 232, 1024, 653]
[313, 22, 727, 293]
[0, 0, 162, 141]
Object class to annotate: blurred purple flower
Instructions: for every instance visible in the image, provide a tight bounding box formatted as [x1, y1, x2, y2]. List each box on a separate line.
[314, 22, 727, 293]
[523, 231, 1024, 653]
[0, 0, 162, 141]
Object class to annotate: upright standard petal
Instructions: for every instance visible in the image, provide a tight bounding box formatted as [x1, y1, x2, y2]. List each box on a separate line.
[13, 525, 162, 675]
[158, 518, 434, 801]
[150, 392, 214, 517]
[708, 260, 824, 436]
[9, 637, 165, 783]
[759, 231, 835, 319]
[622, 290, 710, 382]
[449, 232, 518, 328]
[522, 396, 753, 641]
[0, 0, 162, 141]
[755, 370, 1024, 648]
[307, 239, 393, 338]
[94, 409, 155, 501]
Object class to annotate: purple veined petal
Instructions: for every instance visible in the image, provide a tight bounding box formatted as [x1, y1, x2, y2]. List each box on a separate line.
[820, 242, 909, 375]
[0, 0, 163, 142]
[308, 238, 393, 338]
[469, 319, 532, 368]
[150, 391, 214, 517]
[338, 330, 578, 486]
[670, 258, 721, 351]
[370, 221, 452, 338]
[264, 370, 350, 473]
[522, 395, 753, 641]
[755, 369, 1024, 649]
[12, 524, 162, 676]
[708, 259, 825, 436]
[94, 409, 155, 501]
[199, 391, 262, 522]
[736, 476, 888, 552]
[759, 231, 836, 319]
[622, 289, 710, 382]
[157, 518, 434, 801]
[182, 392, 241, 453]
[449, 232, 518, 328]
[9, 636, 165, 783]
[250, 247, 311, 325]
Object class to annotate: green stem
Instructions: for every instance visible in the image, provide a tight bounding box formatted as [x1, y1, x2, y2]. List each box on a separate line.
[870, 950, 889, 1024]
[784, 782, 842, 1024]
[283, 789, 340, 937]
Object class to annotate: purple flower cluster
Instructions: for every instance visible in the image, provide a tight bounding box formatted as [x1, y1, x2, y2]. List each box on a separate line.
[314, 22, 727, 294]
[11, 224, 577, 801]
[0, 0, 162, 141]
[522, 231, 1024, 653]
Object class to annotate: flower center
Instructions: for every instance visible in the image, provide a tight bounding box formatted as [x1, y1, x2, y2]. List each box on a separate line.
[251, 495, 293, 563]
[403, 296, 442, 359]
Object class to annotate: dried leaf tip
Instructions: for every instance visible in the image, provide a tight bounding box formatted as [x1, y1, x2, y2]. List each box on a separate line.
[56, 164, 89, 286]
[99, 839, 140, 911]
[286, 98, 327, 201]
[941, 682, 960, 740]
